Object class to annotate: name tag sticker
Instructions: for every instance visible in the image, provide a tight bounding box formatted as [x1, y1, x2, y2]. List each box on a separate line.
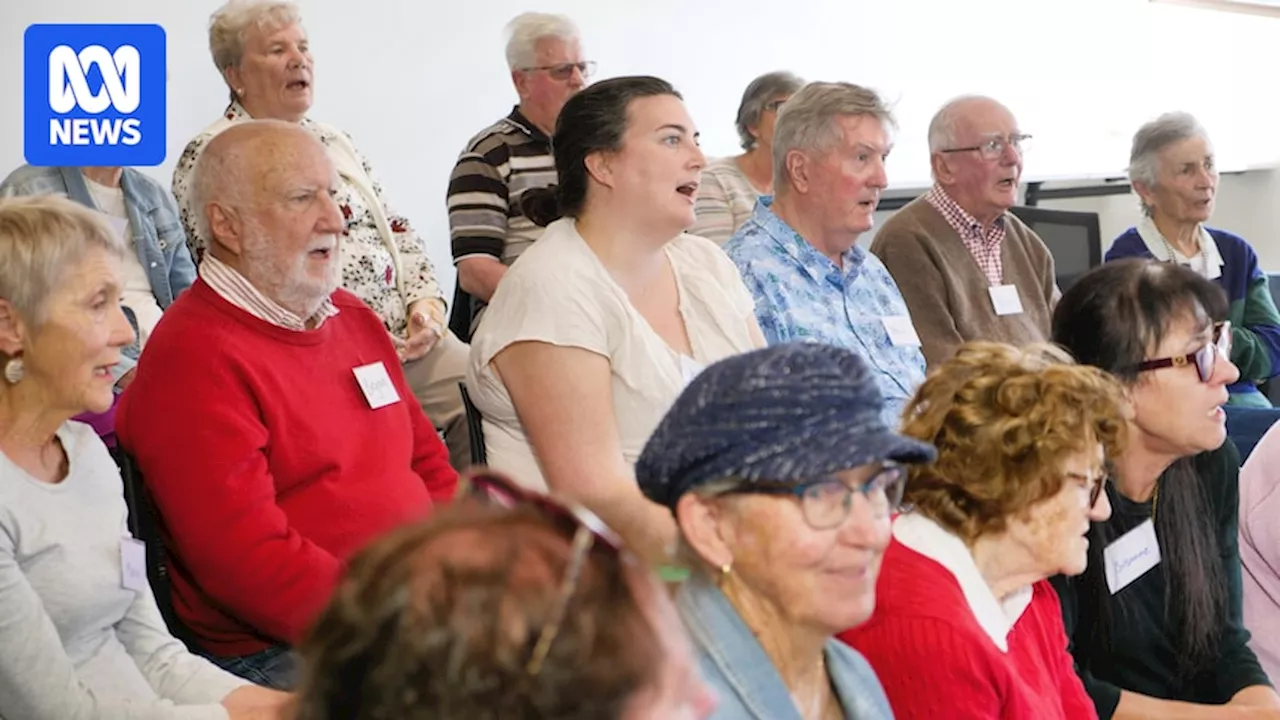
[988, 284, 1024, 316]
[881, 315, 922, 347]
[353, 361, 401, 409]
[121, 537, 147, 592]
[1103, 518, 1161, 595]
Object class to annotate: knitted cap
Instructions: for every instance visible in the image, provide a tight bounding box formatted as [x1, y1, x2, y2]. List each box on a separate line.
[636, 343, 936, 509]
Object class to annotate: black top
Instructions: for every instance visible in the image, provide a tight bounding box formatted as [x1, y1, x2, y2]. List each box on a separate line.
[1051, 440, 1271, 718]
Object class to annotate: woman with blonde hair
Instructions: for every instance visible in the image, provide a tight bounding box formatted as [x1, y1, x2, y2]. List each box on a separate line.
[841, 341, 1126, 719]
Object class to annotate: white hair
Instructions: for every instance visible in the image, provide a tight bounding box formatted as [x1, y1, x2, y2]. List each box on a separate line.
[927, 94, 1003, 154]
[503, 12, 580, 70]
[1129, 111, 1212, 189]
[208, 0, 304, 100]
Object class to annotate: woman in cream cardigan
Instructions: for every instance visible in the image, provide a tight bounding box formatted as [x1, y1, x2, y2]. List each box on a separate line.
[173, 0, 472, 470]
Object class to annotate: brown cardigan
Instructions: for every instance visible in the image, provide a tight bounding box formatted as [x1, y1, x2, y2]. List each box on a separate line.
[870, 196, 1059, 368]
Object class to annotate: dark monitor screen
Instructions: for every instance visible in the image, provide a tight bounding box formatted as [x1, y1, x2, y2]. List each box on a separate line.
[1008, 207, 1102, 291]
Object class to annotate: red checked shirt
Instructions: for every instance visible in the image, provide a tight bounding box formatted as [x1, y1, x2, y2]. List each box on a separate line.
[925, 186, 1006, 286]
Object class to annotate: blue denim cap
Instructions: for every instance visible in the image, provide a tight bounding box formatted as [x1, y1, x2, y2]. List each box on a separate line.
[636, 342, 937, 510]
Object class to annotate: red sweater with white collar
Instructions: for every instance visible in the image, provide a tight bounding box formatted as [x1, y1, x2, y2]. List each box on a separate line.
[839, 540, 1096, 720]
[117, 280, 457, 656]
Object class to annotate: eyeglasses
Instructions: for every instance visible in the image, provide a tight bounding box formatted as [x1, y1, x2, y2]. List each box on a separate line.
[1133, 320, 1232, 383]
[465, 471, 623, 676]
[716, 464, 907, 530]
[1065, 471, 1108, 509]
[521, 61, 597, 81]
[941, 133, 1032, 161]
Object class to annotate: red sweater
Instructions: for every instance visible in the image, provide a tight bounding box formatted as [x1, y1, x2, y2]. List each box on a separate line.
[117, 280, 457, 656]
[839, 540, 1096, 720]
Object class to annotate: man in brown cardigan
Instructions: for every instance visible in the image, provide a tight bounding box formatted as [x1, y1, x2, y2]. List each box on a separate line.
[870, 95, 1059, 368]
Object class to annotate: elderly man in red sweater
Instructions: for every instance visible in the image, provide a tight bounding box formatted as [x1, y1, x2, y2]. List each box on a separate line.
[116, 119, 458, 690]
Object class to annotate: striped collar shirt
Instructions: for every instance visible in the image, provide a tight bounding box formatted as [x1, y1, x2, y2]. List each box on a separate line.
[199, 254, 339, 331]
[925, 185, 1007, 285]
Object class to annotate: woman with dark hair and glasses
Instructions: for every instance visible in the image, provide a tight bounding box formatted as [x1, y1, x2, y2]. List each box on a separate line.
[840, 342, 1126, 719]
[689, 71, 805, 244]
[1050, 258, 1280, 719]
[467, 75, 765, 571]
[291, 470, 716, 720]
[636, 342, 936, 719]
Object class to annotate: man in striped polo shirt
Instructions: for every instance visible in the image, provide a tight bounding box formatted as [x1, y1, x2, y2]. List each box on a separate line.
[446, 11, 592, 340]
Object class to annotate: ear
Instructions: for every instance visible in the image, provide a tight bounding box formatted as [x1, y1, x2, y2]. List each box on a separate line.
[0, 298, 28, 357]
[222, 66, 243, 96]
[1131, 180, 1157, 210]
[206, 202, 244, 256]
[931, 152, 957, 185]
[675, 493, 736, 570]
[583, 150, 615, 191]
[511, 69, 530, 100]
[784, 149, 811, 193]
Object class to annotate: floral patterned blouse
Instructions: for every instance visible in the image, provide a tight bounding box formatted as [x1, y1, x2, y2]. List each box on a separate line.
[172, 102, 445, 339]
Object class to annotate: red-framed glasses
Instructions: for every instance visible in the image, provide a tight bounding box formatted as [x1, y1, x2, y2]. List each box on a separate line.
[464, 471, 624, 676]
[1133, 321, 1232, 383]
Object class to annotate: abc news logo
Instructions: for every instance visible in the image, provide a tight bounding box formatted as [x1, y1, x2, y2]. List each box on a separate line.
[48, 44, 143, 146]
[24, 24, 166, 167]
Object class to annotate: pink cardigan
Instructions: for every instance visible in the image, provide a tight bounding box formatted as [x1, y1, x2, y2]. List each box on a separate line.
[1239, 422, 1280, 682]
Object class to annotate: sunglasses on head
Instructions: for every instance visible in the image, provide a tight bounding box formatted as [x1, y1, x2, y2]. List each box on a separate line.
[1133, 320, 1232, 383]
[464, 471, 623, 676]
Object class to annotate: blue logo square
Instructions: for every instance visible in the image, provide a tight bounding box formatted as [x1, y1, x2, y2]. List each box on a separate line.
[24, 24, 167, 167]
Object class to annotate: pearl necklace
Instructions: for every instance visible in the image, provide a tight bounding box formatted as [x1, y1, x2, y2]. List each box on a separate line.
[1158, 232, 1211, 278]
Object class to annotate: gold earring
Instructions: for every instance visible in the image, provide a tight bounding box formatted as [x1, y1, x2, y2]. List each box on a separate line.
[720, 562, 732, 576]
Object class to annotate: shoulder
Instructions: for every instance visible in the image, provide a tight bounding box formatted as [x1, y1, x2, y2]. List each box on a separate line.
[872, 198, 940, 252]
[120, 168, 169, 198]
[723, 219, 776, 267]
[878, 195, 937, 232]
[458, 115, 528, 158]
[0, 164, 62, 196]
[1105, 227, 1148, 259]
[1206, 227, 1258, 260]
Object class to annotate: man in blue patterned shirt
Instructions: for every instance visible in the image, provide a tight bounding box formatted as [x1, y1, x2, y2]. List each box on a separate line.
[724, 81, 926, 428]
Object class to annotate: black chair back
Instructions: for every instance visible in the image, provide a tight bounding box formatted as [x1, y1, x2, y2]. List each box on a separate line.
[458, 381, 487, 467]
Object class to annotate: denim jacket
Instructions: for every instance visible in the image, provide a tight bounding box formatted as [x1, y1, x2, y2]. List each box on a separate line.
[0, 165, 196, 382]
[677, 572, 895, 719]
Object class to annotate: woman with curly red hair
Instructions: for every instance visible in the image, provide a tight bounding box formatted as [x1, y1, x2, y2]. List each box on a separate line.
[839, 341, 1128, 720]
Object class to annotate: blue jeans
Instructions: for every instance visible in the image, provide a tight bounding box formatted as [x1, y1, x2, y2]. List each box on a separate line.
[204, 644, 298, 690]
[1225, 405, 1280, 463]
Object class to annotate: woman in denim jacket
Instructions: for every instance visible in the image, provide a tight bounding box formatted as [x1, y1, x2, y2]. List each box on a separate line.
[0, 163, 196, 390]
[636, 343, 936, 720]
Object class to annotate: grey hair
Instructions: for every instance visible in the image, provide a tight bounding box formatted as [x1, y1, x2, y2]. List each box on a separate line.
[772, 81, 897, 191]
[673, 478, 751, 574]
[504, 12, 581, 71]
[1128, 111, 1213, 216]
[735, 71, 805, 151]
[927, 94, 1005, 154]
[208, 0, 304, 102]
[0, 195, 127, 329]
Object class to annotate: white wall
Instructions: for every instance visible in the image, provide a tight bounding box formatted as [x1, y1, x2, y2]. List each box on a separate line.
[4, 0, 1280, 302]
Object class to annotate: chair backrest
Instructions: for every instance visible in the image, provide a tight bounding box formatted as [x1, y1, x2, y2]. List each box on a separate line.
[458, 381, 487, 467]
[1008, 206, 1102, 292]
[448, 283, 476, 344]
[111, 447, 199, 648]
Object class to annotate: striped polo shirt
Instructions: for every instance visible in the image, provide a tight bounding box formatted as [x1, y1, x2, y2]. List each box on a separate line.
[447, 107, 556, 266]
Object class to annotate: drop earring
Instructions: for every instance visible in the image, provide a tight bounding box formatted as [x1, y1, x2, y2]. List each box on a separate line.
[3, 356, 24, 384]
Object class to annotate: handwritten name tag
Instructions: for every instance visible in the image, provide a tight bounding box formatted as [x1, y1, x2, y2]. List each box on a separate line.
[881, 315, 922, 347]
[1103, 518, 1161, 595]
[353, 361, 401, 409]
[120, 537, 147, 592]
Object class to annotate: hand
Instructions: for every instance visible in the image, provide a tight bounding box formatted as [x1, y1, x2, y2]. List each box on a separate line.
[222, 686, 293, 720]
[399, 299, 445, 363]
[115, 367, 138, 390]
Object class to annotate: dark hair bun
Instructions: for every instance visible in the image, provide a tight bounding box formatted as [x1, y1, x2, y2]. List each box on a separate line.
[519, 186, 562, 228]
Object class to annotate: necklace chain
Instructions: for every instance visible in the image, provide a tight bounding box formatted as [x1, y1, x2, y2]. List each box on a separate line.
[1159, 233, 1210, 277]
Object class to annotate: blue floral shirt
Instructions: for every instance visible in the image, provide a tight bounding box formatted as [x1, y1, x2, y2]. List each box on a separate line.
[724, 198, 927, 428]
